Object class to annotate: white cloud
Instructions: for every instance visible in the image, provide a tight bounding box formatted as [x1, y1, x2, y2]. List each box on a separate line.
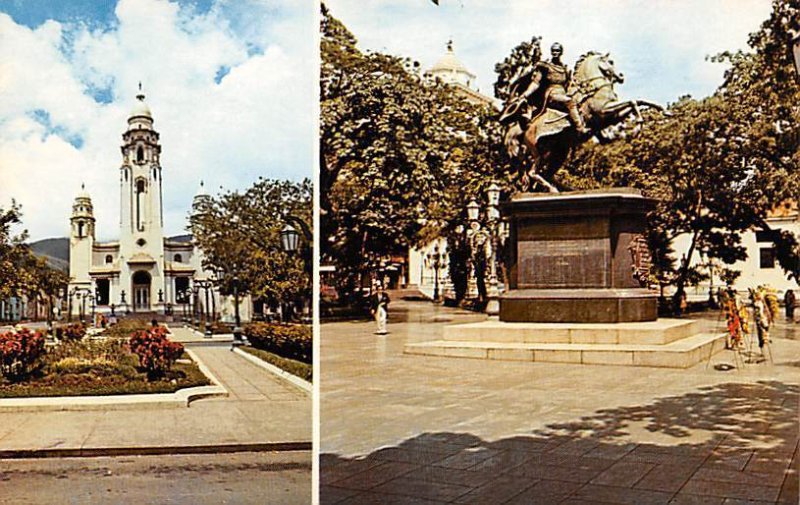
[0, 0, 313, 241]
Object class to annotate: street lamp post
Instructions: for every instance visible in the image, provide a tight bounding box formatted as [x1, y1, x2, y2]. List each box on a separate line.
[466, 183, 503, 316]
[485, 183, 502, 316]
[90, 293, 96, 328]
[427, 245, 446, 302]
[73, 287, 92, 326]
[194, 279, 213, 337]
[281, 219, 312, 322]
[191, 284, 201, 329]
[67, 288, 75, 322]
[232, 272, 243, 346]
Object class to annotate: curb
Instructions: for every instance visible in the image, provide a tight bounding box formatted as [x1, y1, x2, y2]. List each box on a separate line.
[0, 347, 227, 413]
[0, 441, 312, 460]
[232, 347, 312, 394]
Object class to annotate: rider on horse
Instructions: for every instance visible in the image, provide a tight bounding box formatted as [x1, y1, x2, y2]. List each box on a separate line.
[500, 42, 589, 135]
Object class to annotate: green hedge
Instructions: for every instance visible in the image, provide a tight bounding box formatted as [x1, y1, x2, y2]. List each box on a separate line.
[243, 323, 311, 364]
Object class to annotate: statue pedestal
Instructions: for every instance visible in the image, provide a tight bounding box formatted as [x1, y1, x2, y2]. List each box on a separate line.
[405, 188, 728, 368]
[500, 188, 657, 323]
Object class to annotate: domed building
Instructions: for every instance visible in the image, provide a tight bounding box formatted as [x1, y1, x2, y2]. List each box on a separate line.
[426, 40, 494, 107]
[67, 89, 249, 322]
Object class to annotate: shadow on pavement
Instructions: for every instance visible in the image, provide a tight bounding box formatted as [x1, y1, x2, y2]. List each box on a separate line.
[321, 380, 799, 504]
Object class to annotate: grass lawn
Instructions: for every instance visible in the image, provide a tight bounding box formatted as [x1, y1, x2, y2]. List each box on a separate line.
[240, 346, 312, 382]
[0, 343, 210, 398]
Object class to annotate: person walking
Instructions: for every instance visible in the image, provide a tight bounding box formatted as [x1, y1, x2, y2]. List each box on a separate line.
[372, 284, 390, 335]
[784, 289, 795, 323]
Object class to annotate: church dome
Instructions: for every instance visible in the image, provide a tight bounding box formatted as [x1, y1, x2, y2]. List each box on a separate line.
[428, 40, 476, 87]
[129, 92, 152, 119]
[72, 184, 94, 217]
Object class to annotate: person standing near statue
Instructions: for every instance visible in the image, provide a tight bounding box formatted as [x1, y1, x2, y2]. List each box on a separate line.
[371, 283, 390, 335]
[753, 290, 772, 352]
[500, 42, 589, 134]
[784, 289, 795, 322]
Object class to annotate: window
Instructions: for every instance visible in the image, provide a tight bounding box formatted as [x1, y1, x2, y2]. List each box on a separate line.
[77, 222, 84, 238]
[174, 254, 183, 263]
[760, 247, 776, 269]
[136, 179, 146, 231]
[105, 255, 113, 264]
[137, 146, 144, 162]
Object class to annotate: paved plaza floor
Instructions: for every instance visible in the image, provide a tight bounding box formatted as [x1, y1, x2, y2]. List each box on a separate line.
[0, 326, 311, 454]
[320, 297, 800, 504]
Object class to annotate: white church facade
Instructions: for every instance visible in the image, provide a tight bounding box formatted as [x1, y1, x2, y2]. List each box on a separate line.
[67, 90, 250, 322]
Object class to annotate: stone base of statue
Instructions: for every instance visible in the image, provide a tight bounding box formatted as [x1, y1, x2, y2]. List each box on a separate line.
[405, 189, 726, 368]
[500, 188, 657, 323]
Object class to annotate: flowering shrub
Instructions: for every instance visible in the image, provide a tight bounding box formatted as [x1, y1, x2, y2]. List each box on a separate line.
[128, 326, 184, 379]
[60, 323, 87, 342]
[0, 328, 46, 381]
[243, 323, 311, 364]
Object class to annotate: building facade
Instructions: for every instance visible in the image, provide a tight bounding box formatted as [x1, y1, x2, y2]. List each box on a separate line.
[68, 91, 250, 322]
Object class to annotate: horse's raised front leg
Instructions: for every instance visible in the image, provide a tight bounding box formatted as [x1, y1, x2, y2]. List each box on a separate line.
[532, 173, 559, 193]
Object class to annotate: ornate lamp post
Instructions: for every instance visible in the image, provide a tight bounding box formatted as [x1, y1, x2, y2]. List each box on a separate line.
[281, 217, 313, 322]
[232, 272, 243, 346]
[427, 245, 446, 302]
[485, 183, 502, 316]
[177, 289, 186, 323]
[67, 287, 76, 322]
[191, 284, 201, 329]
[466, 183, 503, 316]
[89, 293, 97, 328]
[194, 279, 213, 337]
[280, 223, 300, 254]
[72, 287, 92, 325]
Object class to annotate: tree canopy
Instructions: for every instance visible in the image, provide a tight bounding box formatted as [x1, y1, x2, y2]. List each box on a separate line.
[0, 202, 69, 318]
[188, 178, 312, 307]
[321, 4, 510, 297]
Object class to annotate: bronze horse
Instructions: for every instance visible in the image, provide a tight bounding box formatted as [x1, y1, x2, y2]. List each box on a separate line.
[507, 52, 666, 192]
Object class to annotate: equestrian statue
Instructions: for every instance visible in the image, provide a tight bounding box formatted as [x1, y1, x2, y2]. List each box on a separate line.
[499, 41, 667, 192]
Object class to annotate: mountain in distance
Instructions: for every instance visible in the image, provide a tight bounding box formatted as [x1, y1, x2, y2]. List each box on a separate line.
[29, 237, 69, 272]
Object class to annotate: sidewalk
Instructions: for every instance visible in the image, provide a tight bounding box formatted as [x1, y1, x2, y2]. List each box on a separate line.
[0, 327, 310, 457]
[320, 299, 800, 504]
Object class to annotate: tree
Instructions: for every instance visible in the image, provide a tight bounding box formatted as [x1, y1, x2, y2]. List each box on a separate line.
[0, 202, 69, 322]
[321, 4, 510, 300]
[0, 202, 33, 301]
[189, 178, 311, 317]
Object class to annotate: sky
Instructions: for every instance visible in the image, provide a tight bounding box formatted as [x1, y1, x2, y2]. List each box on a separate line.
[325, 0, 773, 106]
[0, 0, 315, 241]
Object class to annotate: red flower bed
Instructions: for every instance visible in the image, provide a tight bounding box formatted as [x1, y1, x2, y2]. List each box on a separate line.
[0, 328, 46, 381]
[128, 326, 184, 379]
[60, 323, 87, 342]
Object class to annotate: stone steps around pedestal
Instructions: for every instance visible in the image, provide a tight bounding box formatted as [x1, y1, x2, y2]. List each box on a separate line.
[442, 318, 699, 346]
[404, 332, 727, 369]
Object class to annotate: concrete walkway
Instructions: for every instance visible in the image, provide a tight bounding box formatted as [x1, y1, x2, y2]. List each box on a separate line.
[0, 327, 310, 456]
[320, 298, 799, 504]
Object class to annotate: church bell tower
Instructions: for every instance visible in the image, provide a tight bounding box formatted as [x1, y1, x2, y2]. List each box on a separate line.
[118, 85, 166, 312]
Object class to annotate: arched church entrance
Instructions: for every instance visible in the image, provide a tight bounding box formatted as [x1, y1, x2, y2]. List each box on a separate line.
[132, 271, 151, 312]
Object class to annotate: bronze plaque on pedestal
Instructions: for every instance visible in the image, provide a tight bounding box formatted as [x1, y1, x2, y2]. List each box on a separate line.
[500, 189, 658, 323]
